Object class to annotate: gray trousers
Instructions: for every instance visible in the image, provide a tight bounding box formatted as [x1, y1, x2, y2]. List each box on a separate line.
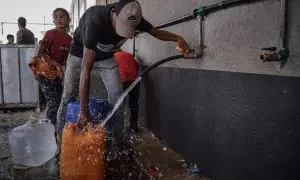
[56, 54, 124, 144]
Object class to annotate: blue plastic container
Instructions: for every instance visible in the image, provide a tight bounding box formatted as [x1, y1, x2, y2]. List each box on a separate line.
[65, 98, 111, 124]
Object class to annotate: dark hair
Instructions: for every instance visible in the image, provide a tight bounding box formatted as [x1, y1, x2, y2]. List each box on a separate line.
[7, 34, 14, 39]
[53, 8, 71, 33]
[17, 17, 27, 27]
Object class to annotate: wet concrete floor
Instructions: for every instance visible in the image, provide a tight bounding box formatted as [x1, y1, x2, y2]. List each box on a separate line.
[0, 109, 148, 180]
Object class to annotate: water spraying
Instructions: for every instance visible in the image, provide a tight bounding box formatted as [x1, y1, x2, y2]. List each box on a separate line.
[102, 52, 201, 125]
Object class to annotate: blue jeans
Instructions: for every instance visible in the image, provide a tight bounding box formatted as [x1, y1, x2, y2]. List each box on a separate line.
[36, 76, 63, 128]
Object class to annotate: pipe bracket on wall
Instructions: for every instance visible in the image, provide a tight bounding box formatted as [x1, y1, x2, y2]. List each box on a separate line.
[193, 6, 207, 17]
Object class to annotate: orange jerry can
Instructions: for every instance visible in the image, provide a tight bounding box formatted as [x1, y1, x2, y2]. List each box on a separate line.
[28, 55, 60, 80]
[60, 123, 105, 180]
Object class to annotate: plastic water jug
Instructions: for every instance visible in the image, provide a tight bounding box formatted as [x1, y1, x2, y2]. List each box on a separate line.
[8, 118, 57, 167]
[66, 98, 111, 124]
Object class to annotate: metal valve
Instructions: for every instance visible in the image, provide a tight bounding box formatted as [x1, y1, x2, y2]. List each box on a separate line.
[260, 47, 289, 63]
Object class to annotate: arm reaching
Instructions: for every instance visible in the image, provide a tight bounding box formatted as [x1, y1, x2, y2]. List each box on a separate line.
[77, 47, 95, 129]
[148, 28, 192, 56]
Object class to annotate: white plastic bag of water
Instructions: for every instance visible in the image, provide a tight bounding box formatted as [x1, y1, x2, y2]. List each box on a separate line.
[8, 118, 57, 167]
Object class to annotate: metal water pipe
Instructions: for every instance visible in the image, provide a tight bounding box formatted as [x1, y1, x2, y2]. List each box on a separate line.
[260, 0, 290, 68]
[134, 0, 262, 57]
[197, 15, 204, 57]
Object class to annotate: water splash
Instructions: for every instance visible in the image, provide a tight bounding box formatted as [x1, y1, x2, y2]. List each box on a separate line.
[102, 76, 142, 125]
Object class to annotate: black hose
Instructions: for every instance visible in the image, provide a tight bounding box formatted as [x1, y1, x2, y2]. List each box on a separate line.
[140, 55, 184, 77]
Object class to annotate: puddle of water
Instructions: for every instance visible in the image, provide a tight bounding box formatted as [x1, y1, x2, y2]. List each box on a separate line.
[12, 157, 59, 180]
[9, 146, 149, 180]
[0, 86, 150, 179]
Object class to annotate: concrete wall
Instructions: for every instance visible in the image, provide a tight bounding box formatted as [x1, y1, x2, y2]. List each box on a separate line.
[123, 0, 300, 77]
[121, 0, 300, 179]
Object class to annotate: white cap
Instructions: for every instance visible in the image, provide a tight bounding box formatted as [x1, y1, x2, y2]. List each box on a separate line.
[115, 1, 142, 39]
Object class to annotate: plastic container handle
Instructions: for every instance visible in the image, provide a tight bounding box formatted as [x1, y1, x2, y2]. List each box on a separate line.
[176, 46, 185, 54]
[27, 118, 51, 125]
[38, 119, 52, 124]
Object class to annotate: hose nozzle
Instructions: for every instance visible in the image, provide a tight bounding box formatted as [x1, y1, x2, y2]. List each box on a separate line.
[176, 46, 203, 59]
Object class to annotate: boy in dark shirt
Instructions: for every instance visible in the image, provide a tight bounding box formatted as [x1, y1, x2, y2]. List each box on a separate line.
[6, 34, 15, 44]
[16, 17, 35, 45]
[57, 0, 191, 150]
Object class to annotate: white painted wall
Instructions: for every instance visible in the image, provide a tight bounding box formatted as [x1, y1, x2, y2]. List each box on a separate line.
[122, 0, 300, 77]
